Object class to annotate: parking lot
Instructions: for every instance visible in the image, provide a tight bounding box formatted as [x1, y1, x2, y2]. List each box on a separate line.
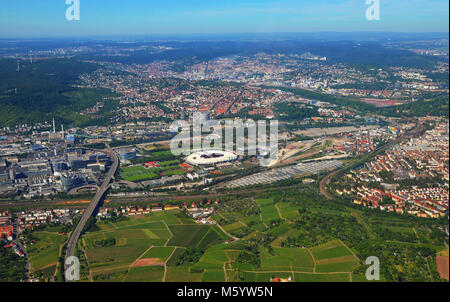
[225, 160, 343, 188]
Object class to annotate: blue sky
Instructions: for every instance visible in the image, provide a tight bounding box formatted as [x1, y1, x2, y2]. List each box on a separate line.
[0, 0, 448, 37]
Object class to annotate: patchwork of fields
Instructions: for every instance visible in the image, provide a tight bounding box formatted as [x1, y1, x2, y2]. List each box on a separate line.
[207, 197, 367, 282]
[22, 180, 446, 283]
[233, 239, 360, 282]
[75, 196, 368, 282]
[79, 210, 231, 282]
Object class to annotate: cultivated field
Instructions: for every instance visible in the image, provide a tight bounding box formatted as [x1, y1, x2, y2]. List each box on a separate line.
[80, 210, 231, 282]
[27, 231, 68, 280]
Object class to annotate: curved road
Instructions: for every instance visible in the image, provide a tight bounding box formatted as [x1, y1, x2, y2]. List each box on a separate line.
[64, 144, 119, 278]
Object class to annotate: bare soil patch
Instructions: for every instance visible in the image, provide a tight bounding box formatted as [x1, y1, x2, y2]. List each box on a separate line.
[436, 255, 449, 281]
[132, 258, 164, 267]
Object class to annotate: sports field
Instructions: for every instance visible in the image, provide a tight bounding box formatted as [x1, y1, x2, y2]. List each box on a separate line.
[120, 166, 159, 182]
[120, 160, 186, 182]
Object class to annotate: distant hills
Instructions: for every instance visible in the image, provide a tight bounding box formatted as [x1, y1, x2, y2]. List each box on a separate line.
[79, 40, 444, 69]
[0, 38, 447, 127]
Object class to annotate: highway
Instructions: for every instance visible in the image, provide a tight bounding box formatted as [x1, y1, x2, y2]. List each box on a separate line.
[64, 144, 119, 278]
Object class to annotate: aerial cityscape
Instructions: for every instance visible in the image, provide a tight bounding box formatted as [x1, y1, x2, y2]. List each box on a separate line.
[0, 0, 448, 288]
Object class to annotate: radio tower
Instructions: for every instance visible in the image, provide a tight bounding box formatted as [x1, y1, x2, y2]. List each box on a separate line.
[52, 118, 56, 134]
[16, 55, 20, 72]
[29, 51, 33, 64]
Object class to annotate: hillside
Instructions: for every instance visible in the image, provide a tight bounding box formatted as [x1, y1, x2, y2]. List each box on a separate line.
[0, 58, 117, 127]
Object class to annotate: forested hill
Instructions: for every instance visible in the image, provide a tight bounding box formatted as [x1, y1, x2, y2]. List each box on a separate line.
[0, 58, 115, 127]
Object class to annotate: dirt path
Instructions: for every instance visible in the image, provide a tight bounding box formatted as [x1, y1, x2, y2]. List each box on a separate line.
[339, 240, 359, 262]
[216, 212, 227, 220]
[320, 170, 338, 200]
[275, 204, 286, 221]
[352, 212, 375, 239]
[132, 246, 154, 267]
[247, 270, 352, 275]
[163, 247, 177, 282]
[123, 245, 155, 281]
[77, 241, 93, 282]
[306, 248, 317, 273]
[223, 262, 228, 282]
[91, 265, 131, 274]
[162, 220, 173, 247]
[259, 212, 268, 228]
[214, 222, 239, 241]
[51, 237, 70, 282]
[41, 262, 58, 270]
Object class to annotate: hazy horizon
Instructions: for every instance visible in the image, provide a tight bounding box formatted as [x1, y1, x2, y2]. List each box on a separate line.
[0, 31, 448, 42]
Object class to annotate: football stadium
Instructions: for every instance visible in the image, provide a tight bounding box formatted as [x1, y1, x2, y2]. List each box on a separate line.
[185, 150, 239, 166]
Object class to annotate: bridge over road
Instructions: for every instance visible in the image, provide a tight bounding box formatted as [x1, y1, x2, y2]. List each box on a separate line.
[64, 144, 119, 280]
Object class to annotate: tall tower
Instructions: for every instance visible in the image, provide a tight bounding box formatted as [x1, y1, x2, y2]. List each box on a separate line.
[16, 57, 20, 72]
[29, 51, 33, 64]
[61, 124, 64, 139]
[52, 118, 56, 134]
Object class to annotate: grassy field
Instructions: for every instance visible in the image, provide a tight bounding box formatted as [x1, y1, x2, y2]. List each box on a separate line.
[277, 203, 301, 220]
[80, 210, 231, 282]
[310, 240, 360, 273]
[142, 247, 175, 262]
[259, 247, 314, 272]
[27, 231, 68, 280]
[124, 266, 165, 282]
[120, 160, 186, 182]
[120, 166, 160, 182]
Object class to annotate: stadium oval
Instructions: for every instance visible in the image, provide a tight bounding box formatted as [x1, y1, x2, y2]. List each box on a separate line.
[185, 150, 239, 166]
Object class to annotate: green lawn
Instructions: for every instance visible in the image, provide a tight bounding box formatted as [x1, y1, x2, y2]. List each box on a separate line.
[120, 166, 160, 182]
[28, 232, 67, 273]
